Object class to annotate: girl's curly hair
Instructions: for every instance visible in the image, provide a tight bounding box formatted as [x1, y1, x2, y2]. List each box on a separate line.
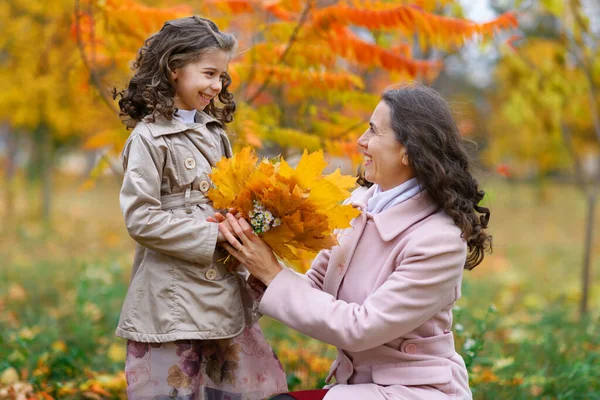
[378, 83, 492, 270]
[113, 16, 237, 129]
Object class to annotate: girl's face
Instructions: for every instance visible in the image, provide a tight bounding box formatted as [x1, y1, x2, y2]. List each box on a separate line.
[357, 101, 414, 191]
[172, 49, 230, 111]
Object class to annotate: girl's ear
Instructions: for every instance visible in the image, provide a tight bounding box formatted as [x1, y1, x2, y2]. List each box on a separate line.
[170, 68, 179, 82]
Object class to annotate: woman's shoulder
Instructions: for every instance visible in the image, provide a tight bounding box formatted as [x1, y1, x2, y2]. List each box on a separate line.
[408, 209, 465, 248]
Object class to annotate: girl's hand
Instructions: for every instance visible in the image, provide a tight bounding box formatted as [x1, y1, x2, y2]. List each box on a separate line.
[219, 213, 282, 286]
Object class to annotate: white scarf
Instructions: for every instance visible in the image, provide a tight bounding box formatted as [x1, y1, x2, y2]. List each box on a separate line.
[366, 178, 423, 214]
[174, 108, 197, 124]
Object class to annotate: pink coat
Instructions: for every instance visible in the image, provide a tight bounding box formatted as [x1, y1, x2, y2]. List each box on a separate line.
[259, 186, 472, 399]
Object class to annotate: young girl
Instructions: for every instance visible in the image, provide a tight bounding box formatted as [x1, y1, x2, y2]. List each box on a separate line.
[113, 16, 287, 400]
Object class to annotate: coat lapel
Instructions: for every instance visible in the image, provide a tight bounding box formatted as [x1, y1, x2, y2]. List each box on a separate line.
[322, 188, 440, 298]
[372, 192, 440, 241]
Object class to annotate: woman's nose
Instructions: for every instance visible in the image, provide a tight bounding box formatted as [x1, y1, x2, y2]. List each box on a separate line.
[357, 131, 368, 148]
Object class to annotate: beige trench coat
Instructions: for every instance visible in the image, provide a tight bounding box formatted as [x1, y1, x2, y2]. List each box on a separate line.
[116, 111, 259, 343]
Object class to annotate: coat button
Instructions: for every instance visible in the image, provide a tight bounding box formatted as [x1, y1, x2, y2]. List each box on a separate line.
[184, 157, 196, 170]
[405, 343, 418, 354]
[205, 268, 217, 280]
[200, 180, 210, 193]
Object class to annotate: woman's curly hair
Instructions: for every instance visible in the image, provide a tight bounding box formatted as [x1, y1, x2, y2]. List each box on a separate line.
[377, 83, 492, 270]
[113, 16, 237, 129]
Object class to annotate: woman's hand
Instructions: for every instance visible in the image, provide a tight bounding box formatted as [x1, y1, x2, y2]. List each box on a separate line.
[207, 210, 239, 243]
[218, 213, 282, 286]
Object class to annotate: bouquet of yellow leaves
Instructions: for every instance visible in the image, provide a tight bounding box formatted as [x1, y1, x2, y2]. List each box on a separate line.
[208, 147, 360, 268]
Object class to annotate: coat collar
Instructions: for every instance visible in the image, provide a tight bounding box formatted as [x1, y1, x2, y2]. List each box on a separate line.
[352, 186, 440, 241]
[144, 111, 224, 138]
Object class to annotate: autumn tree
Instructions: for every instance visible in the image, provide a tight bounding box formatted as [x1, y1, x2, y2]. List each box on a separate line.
[485, 0, 600, 315]
[0, 0, 517, 226]
[0, 0, 126, 221]
[78, 0, 516, 164]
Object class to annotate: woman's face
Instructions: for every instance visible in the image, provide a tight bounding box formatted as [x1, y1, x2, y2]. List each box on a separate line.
[357, 101, 413, 191]
[172, 49, 230, 111]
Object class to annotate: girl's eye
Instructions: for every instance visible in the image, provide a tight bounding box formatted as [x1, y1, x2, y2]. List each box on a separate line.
[205, 71, 214, 77]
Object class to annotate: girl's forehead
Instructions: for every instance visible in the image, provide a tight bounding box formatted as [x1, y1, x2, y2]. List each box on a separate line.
[194, 49, 230, 70]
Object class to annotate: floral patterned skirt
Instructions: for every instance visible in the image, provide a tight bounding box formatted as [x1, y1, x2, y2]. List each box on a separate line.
[125, 324, 288, 400]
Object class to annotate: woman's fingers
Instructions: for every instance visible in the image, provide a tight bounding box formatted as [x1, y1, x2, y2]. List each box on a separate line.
[218, 222, 243, 250]
[208, 212, 226, 223]
[226, 213, 252, 246]
[214, 212, 226, 222]
[237, 217, 256, 237]
[221, 243, 242, 261]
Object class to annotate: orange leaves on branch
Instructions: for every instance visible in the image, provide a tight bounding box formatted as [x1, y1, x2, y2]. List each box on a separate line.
[205, 0, 295, 20]
[327, 26, 441, 78]
[101, 0, 192, 33]
[312, 4, 518, 50]
[206, 0, 255, 14]
[237, 64, 364, 92]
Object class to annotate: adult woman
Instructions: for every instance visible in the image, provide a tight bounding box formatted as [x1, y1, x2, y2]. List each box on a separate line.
[217, 83, 491, 399]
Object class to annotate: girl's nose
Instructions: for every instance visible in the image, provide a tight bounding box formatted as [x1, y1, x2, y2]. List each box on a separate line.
[211, 79, 223, 93]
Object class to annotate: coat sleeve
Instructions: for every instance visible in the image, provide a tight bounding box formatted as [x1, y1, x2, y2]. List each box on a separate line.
[301, 249, 331, 290]
[258, 229, 466, 352]
[120, 133, 219, 265]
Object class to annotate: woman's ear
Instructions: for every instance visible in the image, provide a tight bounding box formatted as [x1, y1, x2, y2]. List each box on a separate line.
[401, 149, 409, 166]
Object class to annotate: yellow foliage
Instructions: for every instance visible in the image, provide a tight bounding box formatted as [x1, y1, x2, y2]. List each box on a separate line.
[485, 35, 598, 176]
[208, 148, 360, 267]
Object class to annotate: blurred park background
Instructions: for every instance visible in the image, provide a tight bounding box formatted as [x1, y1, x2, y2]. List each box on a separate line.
[1, 0, 600, 399]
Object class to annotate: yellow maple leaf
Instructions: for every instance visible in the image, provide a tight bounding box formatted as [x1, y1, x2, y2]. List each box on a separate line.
[325, 168, 358, 190]
[294, 149, 328, 188]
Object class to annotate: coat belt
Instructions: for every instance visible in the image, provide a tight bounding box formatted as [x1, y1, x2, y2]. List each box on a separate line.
[161, 188, 210, 214]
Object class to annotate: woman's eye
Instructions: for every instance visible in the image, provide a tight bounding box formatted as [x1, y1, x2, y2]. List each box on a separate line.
[205, 72, 214, 77]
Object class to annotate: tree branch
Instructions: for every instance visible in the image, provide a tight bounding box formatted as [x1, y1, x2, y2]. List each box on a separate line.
[560, 122, 587, 192]
[245, 0, 314, 105]
[74, 0, 119, 114]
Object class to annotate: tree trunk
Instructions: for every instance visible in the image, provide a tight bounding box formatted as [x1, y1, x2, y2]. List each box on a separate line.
[580, 190, 597, 317]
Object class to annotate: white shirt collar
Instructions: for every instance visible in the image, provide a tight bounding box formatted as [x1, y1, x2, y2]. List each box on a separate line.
[174, 108, 197, 124]
[366, 178, 423, 214]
